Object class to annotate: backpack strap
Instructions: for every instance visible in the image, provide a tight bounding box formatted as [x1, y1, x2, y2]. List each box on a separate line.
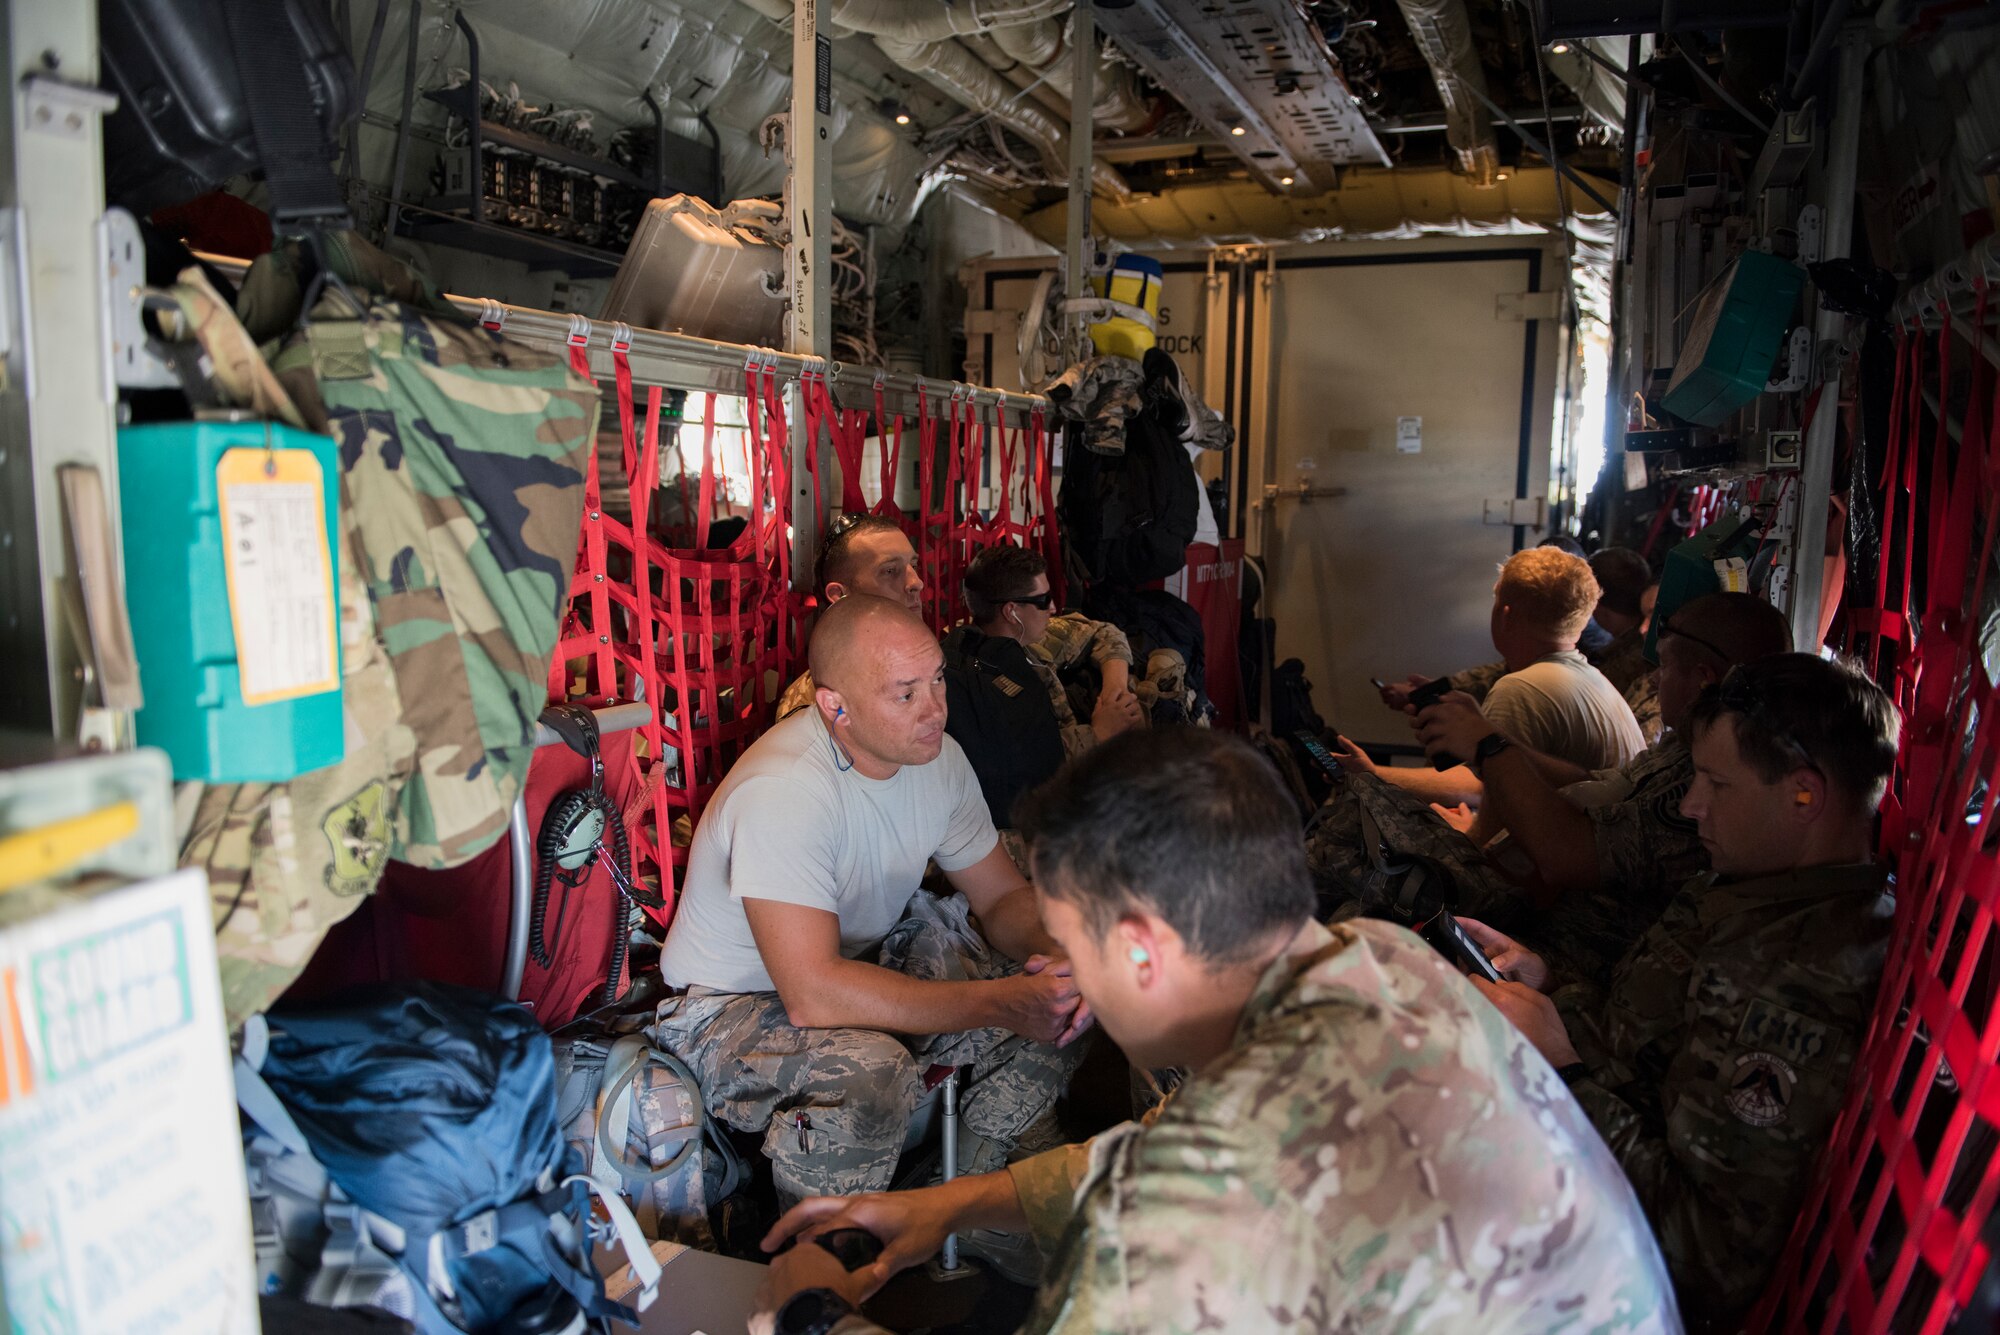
[596, 1039, 701, 1185]
[236, 1014, 315, 1161]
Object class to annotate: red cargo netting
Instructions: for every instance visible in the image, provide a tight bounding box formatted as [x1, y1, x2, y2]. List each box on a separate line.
[549, 341, 1058, 914]
[551, 333, 801, 920]
[1759, 289, 2000, 1333]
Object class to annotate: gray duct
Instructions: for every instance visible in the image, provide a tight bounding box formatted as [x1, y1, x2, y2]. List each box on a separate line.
[875, 34, 1130, 198]
[833, 0, 1071, 42]
[990, 20, 1152, 133]
[1394, 0, 1501, 187]
[960, 32, 1074, 119]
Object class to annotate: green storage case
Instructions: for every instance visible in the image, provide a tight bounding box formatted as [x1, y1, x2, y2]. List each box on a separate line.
[118, 419, 345, 783]
[1661, 249, 1806, 427]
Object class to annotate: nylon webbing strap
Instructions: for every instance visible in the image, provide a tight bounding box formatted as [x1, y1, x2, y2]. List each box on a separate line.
[222, 0, 353, 235]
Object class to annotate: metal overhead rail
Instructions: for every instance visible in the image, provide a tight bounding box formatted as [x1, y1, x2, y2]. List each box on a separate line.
[454, 297, 1050, 422]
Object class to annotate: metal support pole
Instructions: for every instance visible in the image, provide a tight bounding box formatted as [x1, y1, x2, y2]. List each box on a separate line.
[786, 0, 831, 359]
[787, 0, 832, 577]
[0, 1, 124, 737]
[1786, 27, 1867, 649]
[1064, 0, 1095, 350]
[939, 1069, 961, 1271]
[1246, 251, 1278, 562]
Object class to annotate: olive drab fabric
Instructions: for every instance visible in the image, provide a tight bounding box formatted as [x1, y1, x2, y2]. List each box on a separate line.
[1557, 862, 1892, 1329]
[173, 232, 595, 1026]
[267, 248, 598, 867]
[1305, 770, 1524, 927]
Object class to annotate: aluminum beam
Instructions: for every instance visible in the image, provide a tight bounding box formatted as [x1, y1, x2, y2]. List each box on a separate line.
[0, 2, 122, 737]
[1786, 28, 1868, 649]
[1066, 0, 1095, 325]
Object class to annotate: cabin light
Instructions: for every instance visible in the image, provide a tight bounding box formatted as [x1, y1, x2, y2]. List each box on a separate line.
[1279, 175, 1295, 186]
[895, 111, 912, 125]
[1549, 41, 1572, 54]
[1230, 125, 1247, 136]
[1496, 170, 1512, 180]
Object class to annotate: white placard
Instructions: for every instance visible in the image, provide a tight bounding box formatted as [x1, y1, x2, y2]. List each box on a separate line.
[0, 869, 258, 1333]
[1396, 416, 1422, 454]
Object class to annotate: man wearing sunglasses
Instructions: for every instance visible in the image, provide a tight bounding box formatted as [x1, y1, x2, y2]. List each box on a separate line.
[943, 546, 1143, 832]
[1464, 652, 1898, 1328]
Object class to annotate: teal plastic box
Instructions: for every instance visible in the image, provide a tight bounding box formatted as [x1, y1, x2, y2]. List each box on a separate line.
[118, 419, 346, 782]
[1661, 248, 1806, 427]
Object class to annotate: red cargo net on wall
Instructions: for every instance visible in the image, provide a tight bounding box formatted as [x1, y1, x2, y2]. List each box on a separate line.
[547, 323, 800, 921]
[799, 375, 1058, 637]
[1757, 287, 2000, 1332]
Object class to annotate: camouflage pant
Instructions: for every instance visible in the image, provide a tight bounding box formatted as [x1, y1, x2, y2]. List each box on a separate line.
[651, 891, 1086, 1206]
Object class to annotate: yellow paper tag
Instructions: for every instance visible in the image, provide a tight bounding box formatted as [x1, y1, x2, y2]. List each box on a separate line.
[216, 446, 339, 706]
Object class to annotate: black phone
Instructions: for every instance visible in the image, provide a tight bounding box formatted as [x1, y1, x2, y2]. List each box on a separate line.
[1294, 730, 1345, 781]
[1420, 909, 1501, 984]
[1405, 677, 1459, 770]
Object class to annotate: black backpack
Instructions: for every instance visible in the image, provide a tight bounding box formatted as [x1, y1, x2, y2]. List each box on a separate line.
[1057, 350, 1202, 588]
[942, 626, 1066, 828]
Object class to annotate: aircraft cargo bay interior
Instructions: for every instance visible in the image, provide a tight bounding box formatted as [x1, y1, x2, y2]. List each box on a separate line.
[3, 1, 2000, 1332]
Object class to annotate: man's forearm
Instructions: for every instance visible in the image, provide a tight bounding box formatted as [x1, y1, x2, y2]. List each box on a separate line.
[1377, 763, 1483, 807]
[779, 958, 1004, 1035]
[1478, 747, 1599, 900]
[978, 883, 1059, 963]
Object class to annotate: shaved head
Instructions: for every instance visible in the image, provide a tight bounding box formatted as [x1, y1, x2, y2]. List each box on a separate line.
[809, 594, 935, 694]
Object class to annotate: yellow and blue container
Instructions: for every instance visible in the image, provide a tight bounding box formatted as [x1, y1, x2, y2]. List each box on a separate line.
[1087, 253, 1163, 360]
[118, 418, 345, 783]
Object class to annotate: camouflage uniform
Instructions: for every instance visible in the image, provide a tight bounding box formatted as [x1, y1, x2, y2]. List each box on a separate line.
[1446, 659, 1508, 702]
[831, 919, 1681, 1334]
[172, 233, 595, 1026]
[1519, 735, 1707, 988]
[1625, 671, 1663, 747]
[1556, 863, 1892, 1329]
[1027, 614, 1134, 758]
[651, 890, 1086, 1208]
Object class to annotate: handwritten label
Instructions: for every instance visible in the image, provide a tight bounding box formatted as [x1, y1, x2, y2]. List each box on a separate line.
[216, 447, 338, 706]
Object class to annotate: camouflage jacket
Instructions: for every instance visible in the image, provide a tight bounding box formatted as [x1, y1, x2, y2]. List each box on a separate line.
[990, 921, 1675, 1333]
[1595, 626, 1653, 695]
[1027, 614, 1133, 759]
[1556, 863, 1892, 1330]
[1519, 735, 1707, 989]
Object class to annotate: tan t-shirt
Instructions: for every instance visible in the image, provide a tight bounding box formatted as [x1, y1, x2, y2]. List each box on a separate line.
[1484, 650, 1646, 773]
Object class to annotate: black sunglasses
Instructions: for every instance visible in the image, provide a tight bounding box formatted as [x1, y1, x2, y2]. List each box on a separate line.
[1009, 591, 1055, 610]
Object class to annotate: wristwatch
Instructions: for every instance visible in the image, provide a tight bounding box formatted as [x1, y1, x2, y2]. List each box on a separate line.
[1471, 732, 1514, 775]
[775, 1288, 856, 1335]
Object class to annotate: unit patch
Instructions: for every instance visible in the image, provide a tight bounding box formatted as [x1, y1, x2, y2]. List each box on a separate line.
[1726, 1051, 1798, 1127]
[992, 674, 1024, 698]
[322, 779, 392, 896]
